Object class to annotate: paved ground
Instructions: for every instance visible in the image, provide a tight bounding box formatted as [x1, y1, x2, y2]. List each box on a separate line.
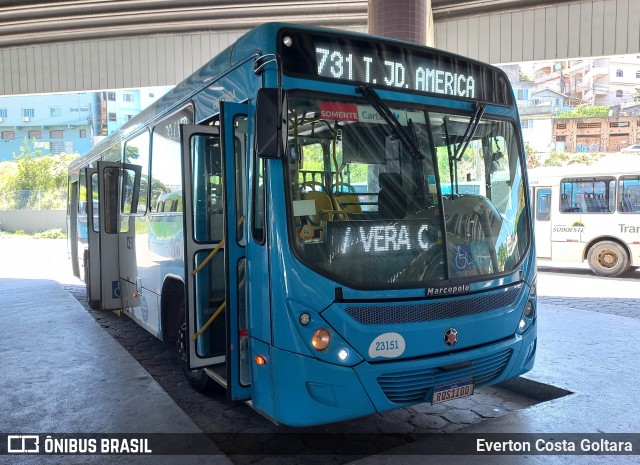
[64, 275, 539, 464]
[537, 262, 640, 320]
[0, 237, 539, 463]
[3, 237, 640, 464]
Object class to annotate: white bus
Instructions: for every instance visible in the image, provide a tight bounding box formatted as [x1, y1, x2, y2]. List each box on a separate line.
[529, 165, 640, 277]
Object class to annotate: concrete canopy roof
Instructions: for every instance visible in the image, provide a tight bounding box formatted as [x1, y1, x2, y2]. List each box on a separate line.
[1, 0, 581, 48]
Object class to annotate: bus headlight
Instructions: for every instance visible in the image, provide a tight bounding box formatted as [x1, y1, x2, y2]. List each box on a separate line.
[311, 329, 331, 351]
[517, 301, 535, 334]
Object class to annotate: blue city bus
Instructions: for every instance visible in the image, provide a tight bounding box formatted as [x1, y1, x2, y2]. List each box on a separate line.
[67, 23, 536, 426]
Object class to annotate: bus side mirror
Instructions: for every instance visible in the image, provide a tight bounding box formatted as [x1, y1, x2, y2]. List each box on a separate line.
[255, 88, 287, 159]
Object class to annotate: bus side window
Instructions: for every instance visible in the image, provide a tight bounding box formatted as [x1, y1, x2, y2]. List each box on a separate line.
[619, 176, 640, 213]
[103, 167, 119, 234]
[122, 130, 151, 215]
[91, 173, 100, 233]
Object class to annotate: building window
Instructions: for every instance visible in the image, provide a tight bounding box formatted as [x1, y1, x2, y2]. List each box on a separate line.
[636, 71, 640, 79]
[610, 122, 630, 128]
[28, 130, 42, 139]
[22, 108, 35, 118]
[50, 130, 64, 139]
[2, 131, 15, 140]
[616, 69, 623, 77]
[51, 141, 64, 155]
[556, 123, 567, 130]
[107, 92, 116, 101]
[79, 129, 87, 138]
[50, 107, 62, 117]
[616, 90, 623, 97]
[123, 93, 135, 102]
[126, 114, 134, 121]
[521, 120, 533, 129]
[0, 108, 7, 118]
[577, 122, 601, 129]
[516, 89, 529, 100]
[108, 113, 117, 122]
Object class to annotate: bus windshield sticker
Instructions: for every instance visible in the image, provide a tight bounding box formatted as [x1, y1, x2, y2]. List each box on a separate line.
[368, 332, 406, 358]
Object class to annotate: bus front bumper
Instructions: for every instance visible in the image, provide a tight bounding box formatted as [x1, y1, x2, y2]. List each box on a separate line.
[261, 324, 536, 427]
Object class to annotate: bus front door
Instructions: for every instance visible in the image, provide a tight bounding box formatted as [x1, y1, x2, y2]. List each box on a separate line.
[534, 187, 552, 259]
[85, 162, 121, 310]
[182, 108, 251, 401]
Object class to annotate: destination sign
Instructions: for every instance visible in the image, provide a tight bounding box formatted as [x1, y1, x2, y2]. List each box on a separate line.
[316, 45, 476, 98]
[327, 220, 440, 257]
[278, 28, 514, 106]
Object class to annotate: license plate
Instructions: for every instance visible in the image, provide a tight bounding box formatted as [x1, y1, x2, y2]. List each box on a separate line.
[432, 379, 475, 404]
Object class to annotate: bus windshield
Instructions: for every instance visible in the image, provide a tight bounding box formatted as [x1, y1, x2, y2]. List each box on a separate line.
[285, 93, 529, 288]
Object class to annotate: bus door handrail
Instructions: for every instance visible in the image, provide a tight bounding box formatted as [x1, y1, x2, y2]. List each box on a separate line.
[191, 217, 245, 341]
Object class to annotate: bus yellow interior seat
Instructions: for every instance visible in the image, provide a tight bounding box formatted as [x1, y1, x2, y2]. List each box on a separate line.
[334, 194, 362, 216]
[303, 191, 337, 225]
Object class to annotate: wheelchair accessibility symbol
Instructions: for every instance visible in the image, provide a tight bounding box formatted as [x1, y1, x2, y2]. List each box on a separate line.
[455, 245, 473, 270]
[112, 281, 121, 299]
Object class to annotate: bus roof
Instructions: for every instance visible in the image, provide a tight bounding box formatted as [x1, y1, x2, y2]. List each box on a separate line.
[70, 22, 514, 171]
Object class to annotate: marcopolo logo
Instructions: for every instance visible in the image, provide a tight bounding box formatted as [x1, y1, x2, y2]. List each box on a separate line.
[426, 284, 470, 296]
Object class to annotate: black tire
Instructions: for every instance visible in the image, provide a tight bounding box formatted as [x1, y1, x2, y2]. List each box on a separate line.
[587, 241, 630, 277]
[176, 301, 215, 393]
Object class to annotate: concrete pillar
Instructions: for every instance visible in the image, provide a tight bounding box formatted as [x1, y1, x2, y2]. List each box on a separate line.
[368, 0, 434, 46]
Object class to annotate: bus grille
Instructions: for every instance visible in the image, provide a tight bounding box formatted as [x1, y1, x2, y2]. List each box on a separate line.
[377, 349, 512, 404]
[345, 286, 521, 325]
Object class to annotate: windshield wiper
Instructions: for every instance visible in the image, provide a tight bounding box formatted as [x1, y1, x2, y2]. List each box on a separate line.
[453, 102, 486, 161]
[356, 85, 423, 161]
[442, 102, 485, 196]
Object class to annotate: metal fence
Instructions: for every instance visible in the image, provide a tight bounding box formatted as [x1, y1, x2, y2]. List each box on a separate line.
[0, 190, 66, 211]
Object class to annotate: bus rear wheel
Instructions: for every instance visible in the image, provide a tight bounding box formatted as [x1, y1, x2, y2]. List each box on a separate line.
[176, 303, 215, 392]
[587, 241, 629, 277]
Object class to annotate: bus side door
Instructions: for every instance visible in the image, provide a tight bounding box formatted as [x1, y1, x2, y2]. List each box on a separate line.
[86, 162, 121, 310]
[534, 187, 552, 259]
[182, 105, 251, 401]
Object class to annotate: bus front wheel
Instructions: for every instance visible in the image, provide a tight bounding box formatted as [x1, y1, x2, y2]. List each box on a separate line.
[587, 241, 629, 277]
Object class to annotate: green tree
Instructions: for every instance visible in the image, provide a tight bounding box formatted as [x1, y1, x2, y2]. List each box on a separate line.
[524, 142, 540, 168]
[3, 138, 77, 209]
[554, 106, 610, 118]
[543, 150, 604, 167]
[633, 87, 640, 103]
[543, 150, 569, 167]
[519, 68, 533, 83]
